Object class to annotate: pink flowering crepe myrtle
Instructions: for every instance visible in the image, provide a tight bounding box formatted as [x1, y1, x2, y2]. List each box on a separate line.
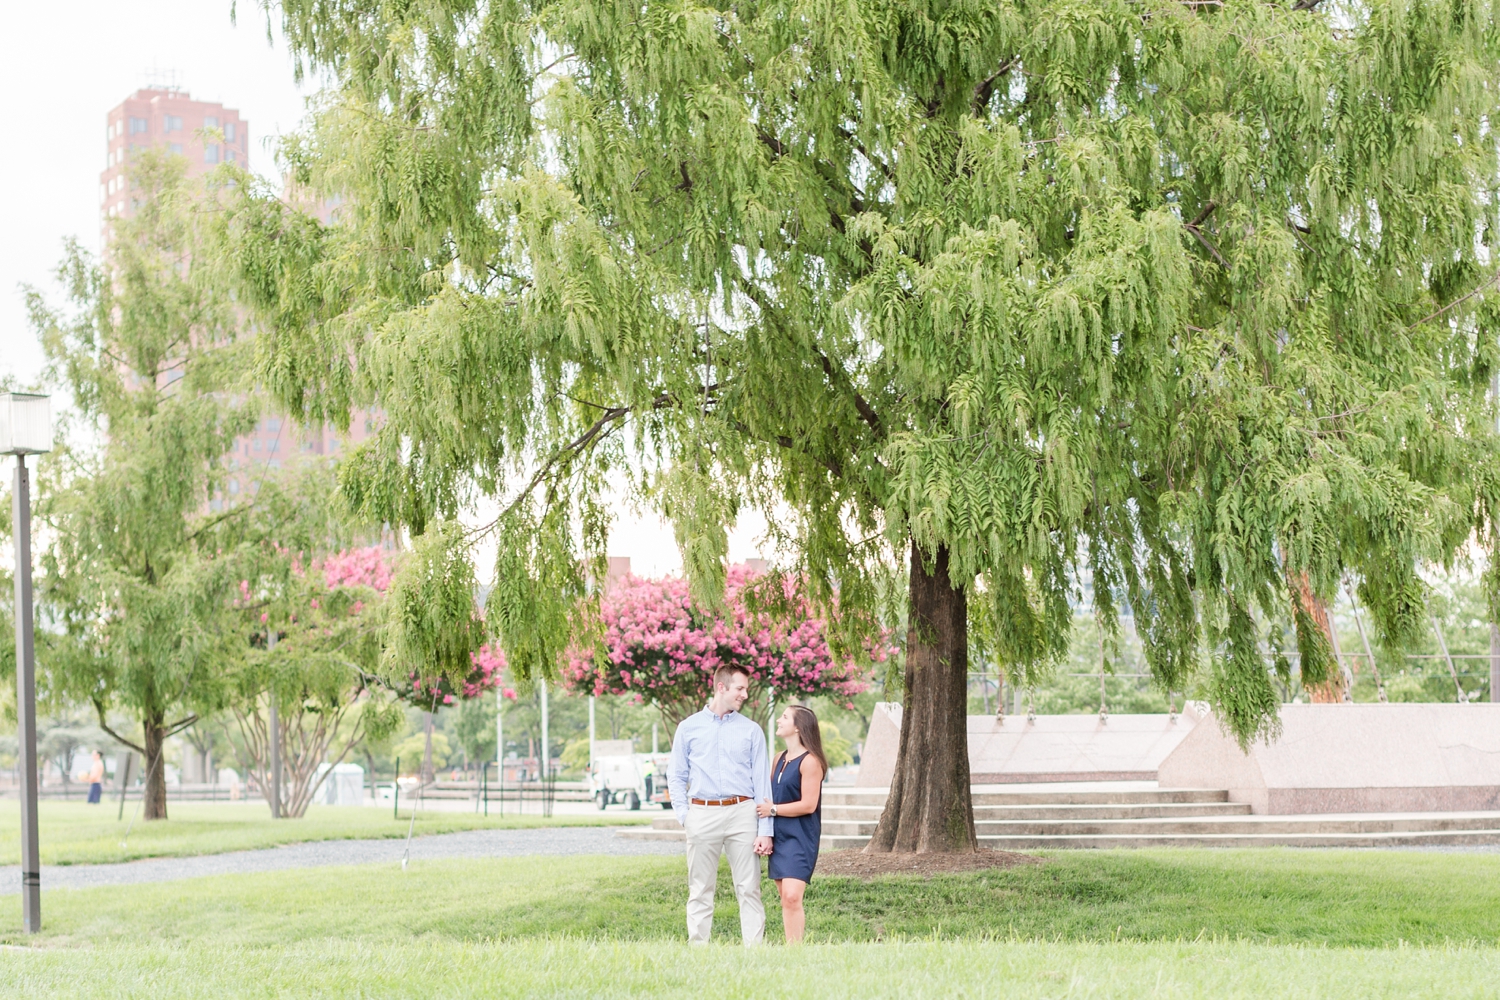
[397, 643, 517, 707]
[248, 546, 516, 707]
[562, 564, 884, 727]
[326, 547, 515, 707]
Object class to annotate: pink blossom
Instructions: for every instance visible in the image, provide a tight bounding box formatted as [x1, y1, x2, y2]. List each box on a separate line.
[561, 564, 882, 718]
[322, 547, 394, 592]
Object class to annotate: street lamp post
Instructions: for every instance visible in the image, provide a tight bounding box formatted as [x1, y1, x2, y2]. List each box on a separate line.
[3, 392, 53, 935]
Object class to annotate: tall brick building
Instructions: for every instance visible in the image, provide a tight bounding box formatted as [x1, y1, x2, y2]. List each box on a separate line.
[99, 86, 247, 235]
[99, 86, 377, 510]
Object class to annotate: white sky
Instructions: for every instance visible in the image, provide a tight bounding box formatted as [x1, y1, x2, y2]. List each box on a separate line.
[0, 0, 767, 579]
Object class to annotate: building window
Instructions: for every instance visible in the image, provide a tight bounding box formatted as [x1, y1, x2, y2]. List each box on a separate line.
[205, 145, 220, 164]
[224, 122, 237, 142]
[164, 115, 183, 132]
[204, 116, 218, 129]
[225, 148, 237, 164]
[169, 143, 183, 155]
[129, 117, 148, 134]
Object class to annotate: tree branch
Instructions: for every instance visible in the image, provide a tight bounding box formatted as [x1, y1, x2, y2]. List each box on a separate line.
[817, 350, 885, 440]
[731, 419, 844, 478]
[1183, 201, 1229, 270]
[973, 57, 1020, 115]
[164, 715, 199, 739]
[93, 702, 146, 755]
[1407, 269, 1500, 330]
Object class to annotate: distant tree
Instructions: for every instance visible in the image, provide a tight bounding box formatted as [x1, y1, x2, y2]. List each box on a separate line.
[233, 0, 1500, 853]
[30, 150, 256, 820]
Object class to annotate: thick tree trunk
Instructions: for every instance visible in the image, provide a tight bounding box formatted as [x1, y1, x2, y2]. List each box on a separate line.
[142, 713, 169, 821]
[1292, 574, 1349, 703]
[865, 542, 977, 854]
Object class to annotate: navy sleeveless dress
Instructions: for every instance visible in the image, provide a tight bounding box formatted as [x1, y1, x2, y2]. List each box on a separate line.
[768, 751, 821, 882]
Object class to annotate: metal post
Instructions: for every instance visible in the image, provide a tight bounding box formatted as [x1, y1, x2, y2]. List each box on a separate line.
[1433, 618, 1469, 704]
[652, 723, 658, 755]
[588, 695, 596, 771]
[116, 752, 134, 821]
[13, 457, 41, 933]
[267, 629, 281, 819]
[392, 757, 400, 820]
[1327, 612, 1354, 702]
[1345, 581, 1387, 702]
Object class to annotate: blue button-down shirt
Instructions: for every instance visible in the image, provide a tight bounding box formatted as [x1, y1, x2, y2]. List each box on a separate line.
[668, 707, 773, 837]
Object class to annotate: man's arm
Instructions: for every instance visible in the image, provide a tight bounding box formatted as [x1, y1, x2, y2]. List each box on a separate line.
[668, 719, 691, 827]
[751, 721, 773, 838]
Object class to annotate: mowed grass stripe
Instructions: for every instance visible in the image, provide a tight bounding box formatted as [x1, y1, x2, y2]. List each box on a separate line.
[5, 850, 1500, 949]
[3, 939, 1499, 999]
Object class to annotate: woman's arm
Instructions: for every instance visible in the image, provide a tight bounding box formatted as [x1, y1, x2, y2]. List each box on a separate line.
[770, 756, 824, 818]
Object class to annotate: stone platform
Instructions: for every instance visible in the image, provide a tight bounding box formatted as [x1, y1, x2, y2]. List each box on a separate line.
[855, 703, 1201, 787]
[617, 702, 1500, 849]
[1158, 703, 1500, 815]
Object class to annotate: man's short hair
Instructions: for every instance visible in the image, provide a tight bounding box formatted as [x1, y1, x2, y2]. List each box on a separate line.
[713, 664, 750, 689]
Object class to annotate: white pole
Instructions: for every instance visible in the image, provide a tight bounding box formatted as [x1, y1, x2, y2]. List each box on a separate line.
[652, 722, 658, 755]
[766, 687, 775, 757]
[539, 677, 550, 781]
[588, 695, 596, 769]
[495, 686, 504, 767]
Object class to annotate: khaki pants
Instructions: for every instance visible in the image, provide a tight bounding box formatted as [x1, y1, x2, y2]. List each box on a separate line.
[684, 800, 764, 944]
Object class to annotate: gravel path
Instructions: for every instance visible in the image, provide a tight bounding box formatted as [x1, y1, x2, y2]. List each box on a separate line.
[0, 826, 682, 895]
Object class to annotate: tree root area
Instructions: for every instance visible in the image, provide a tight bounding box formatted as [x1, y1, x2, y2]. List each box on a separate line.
[818, 848, 1044, 879]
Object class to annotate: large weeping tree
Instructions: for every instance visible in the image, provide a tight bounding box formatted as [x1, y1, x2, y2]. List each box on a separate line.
[229, 0, 1500, 851]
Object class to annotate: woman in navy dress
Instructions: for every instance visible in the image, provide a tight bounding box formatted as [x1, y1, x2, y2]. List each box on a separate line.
[756, 704, 825, 943]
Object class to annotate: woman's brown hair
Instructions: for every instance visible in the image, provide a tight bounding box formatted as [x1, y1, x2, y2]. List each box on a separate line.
[785, 704, 828, 780]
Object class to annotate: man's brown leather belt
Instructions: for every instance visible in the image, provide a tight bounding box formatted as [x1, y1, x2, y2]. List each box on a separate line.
[691, 795, 750, 806]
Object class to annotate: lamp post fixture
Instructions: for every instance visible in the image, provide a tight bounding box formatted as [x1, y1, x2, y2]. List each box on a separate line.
[2, 392, 52, 935]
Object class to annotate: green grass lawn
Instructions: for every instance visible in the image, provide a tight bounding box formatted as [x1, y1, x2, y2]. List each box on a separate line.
[2, 849, 1500, 995]
[0, 801, 650, 866]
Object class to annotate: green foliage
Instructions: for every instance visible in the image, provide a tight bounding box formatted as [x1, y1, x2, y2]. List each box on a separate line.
[819, 721, 853, 768]
[384, 521, 487, 685]
[392, 732, 451, 773]
[450, 693, 498, 764]
[559, 736, 591, 776]
[27, 149, 257, 791]
[231, 0, 1500, 753]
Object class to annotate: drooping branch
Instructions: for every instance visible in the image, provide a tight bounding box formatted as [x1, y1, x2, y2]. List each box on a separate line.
[1184, 200, 1229, 270]
[94, 701, 146, 755]
[972, 57, 1020, 115]
[817, 349, 885, 441]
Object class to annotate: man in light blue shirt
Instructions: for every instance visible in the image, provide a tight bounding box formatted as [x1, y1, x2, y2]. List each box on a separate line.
[668, 664, 773, 944]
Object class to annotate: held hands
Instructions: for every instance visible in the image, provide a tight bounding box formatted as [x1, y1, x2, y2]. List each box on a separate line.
[754, 836, 774, 856]
[756, 798, 775, 819]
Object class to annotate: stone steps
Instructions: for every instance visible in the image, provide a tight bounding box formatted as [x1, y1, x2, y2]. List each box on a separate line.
[820, 829, 1500, 850]
[824, 802, 1254, 822]
[819, 812, 1500, 839]
[617, 784, 1500, 850]
[823, 787, 1231, 807]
